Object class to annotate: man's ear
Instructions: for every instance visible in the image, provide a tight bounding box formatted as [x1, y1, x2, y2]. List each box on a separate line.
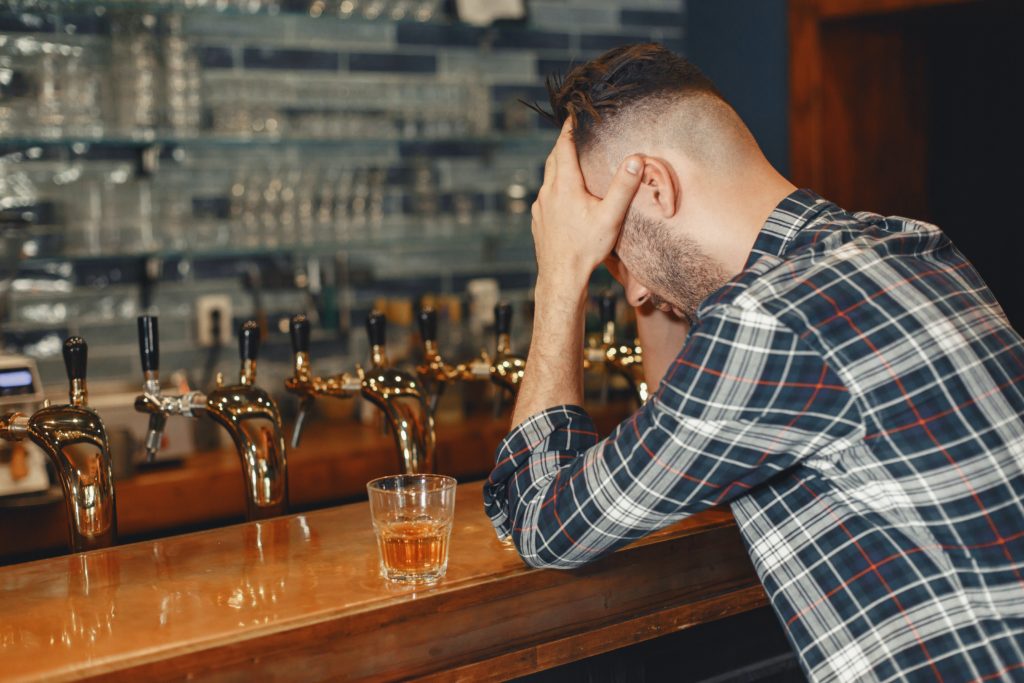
[639, 158, 678, 219]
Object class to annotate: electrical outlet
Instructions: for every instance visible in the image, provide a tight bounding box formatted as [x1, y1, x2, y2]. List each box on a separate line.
[195, 294, 232, 348]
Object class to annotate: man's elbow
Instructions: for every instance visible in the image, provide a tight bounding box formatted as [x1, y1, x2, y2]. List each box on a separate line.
[510, 529, 595, 571]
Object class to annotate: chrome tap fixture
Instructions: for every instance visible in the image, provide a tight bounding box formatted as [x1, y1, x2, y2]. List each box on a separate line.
[1, 337, 117, 552]
[584, 291, 648, 405]
[286, 311, 436, 475]
[134, 316, 288, 521]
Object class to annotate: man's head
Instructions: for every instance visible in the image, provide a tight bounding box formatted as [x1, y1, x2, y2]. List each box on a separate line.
[534, 44, 794, 321]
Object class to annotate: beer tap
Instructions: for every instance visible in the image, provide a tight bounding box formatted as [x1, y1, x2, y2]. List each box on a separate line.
[284, 313, 363, 449]
[134, 316, 288, 520]
[286, 311, 436, 475]
[1, 337, 117, 552]
[491, 301, 527, 397]
[414, 307, 489, 413]
[584, 291, 648, 405]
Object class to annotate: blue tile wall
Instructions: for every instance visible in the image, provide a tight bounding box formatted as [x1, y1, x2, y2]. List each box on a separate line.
[243, 47, 341, 70]
[0, 0, 688, 392]
[197, 45, 235, 68]
[348, 52, 437, 73]
[620, 9, 688, 26]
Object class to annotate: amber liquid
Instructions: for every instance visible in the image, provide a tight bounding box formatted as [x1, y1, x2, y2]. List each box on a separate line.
[377, 518, 451, 582]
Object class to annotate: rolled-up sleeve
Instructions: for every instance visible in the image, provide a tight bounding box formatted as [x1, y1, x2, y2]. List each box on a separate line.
[482, 303, 862, 569]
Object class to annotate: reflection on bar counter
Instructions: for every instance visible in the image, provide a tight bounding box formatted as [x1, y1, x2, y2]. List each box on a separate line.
[134, 316, 288, 520]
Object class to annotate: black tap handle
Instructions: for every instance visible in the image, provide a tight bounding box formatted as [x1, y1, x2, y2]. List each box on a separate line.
[418, 307, 437, 343]
[137, 315, 159, 373]
[366, 310, 386, 347]
[290, 314, 310, 354]
[495, 301, 512, 337]
[210, 308, 223, 346]
[599, 290, 616, 327]
[63, 336, 87, 382]
[239, 320, 260, 362]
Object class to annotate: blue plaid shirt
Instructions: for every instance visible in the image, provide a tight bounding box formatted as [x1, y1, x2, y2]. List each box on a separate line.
[484, 190, 1024, 682]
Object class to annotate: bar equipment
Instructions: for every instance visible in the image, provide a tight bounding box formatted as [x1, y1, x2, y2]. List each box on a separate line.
[1, 337, 118, 552]
[0, 354, 49, 498]
[491, 301, 527, 398]
[414, 302, 526, 413]
[286, 311, 436, 475]
[584, 291, 648, 405]
[414, 306, 489, 413]
[133, 316, 288, 520]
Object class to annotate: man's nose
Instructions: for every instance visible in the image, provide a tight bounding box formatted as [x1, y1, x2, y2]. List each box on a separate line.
[624, 280, 651, 309]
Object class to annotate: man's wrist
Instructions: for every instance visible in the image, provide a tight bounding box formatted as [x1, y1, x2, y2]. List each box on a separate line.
[535, 268, 591, 302]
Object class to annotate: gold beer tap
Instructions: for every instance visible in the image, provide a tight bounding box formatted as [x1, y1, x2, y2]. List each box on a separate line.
[134, 316, 288, 521]
[414, 306, 489, 413]
[491, 301, 527, 398]
[583, 290, 648, 405]
[286, 311, 436, 475]
[414, 302, 526, 416]
[1, 337, 117, 552]
[284, 313, 364, 448]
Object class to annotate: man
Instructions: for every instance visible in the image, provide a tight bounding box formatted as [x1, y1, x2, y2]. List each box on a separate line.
[483, 44, 1024, 682]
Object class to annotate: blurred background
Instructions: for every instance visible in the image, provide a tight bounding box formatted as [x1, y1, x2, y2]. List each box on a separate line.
[3, 0, 1019, 399]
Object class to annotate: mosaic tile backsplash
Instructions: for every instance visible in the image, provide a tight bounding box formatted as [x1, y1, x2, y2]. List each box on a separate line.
[0, 0, 687, 398]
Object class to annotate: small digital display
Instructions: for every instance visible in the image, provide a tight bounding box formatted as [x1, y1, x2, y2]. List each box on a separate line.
[0, 368, 36, 397]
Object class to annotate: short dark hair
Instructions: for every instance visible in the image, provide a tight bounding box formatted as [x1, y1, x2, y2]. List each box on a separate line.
[529, 43, 722, 152]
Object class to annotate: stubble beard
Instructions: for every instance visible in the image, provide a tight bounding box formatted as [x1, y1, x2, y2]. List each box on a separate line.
[618, 210, 729, 324]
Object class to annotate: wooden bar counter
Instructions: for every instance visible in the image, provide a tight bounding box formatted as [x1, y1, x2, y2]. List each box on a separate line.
[0, 483, 766, 682]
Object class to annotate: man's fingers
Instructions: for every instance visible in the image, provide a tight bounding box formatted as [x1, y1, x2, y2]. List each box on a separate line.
[596, 155, 644, 223]
[543, 147, 557, 182]
[542, 119, 572, 182]
[553, 119, 585, 186]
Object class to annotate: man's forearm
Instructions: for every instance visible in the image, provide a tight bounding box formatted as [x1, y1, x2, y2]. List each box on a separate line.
[511, 276, 589, 428]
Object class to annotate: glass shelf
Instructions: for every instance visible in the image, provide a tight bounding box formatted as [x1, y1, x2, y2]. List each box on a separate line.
[15, 0, 451, 23]
[0, 131, 554, 151]
[15, 216, 535, 267]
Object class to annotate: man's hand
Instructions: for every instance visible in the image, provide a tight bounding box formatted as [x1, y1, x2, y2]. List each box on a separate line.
[510, 124, 642, 428]
[531, 120, 644, 290]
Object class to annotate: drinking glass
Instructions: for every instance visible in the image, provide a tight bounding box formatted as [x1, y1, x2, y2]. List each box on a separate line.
[367, 474, 457, 584]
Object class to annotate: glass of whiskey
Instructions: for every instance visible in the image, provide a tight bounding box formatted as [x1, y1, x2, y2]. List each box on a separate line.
[367, 474, 457, 584]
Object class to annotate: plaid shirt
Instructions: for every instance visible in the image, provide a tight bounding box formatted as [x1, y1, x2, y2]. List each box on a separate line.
[483, 189, 1024, 682]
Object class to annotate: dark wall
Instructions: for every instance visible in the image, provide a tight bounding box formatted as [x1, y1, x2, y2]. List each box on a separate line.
[923, 1, 1024, 331]
[686, 0, 789, 176]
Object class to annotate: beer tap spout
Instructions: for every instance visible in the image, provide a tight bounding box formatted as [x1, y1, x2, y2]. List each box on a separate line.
[134, 316, 288, 521]
[2, 337, 117, 552]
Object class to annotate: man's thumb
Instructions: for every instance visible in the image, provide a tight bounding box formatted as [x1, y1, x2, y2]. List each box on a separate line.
[599, 155, 644, 220]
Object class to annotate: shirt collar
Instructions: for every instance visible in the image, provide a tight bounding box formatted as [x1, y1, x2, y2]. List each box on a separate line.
[743, 189, 837, 270]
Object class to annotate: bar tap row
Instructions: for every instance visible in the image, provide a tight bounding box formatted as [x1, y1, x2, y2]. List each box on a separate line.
[0, 292, 645, 555]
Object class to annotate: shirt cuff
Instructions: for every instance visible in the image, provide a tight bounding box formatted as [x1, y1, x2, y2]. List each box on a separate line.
[482, 404, 598, 539]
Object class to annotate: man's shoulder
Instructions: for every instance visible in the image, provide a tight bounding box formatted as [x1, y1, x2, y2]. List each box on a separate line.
[698, 212, 950, 321]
